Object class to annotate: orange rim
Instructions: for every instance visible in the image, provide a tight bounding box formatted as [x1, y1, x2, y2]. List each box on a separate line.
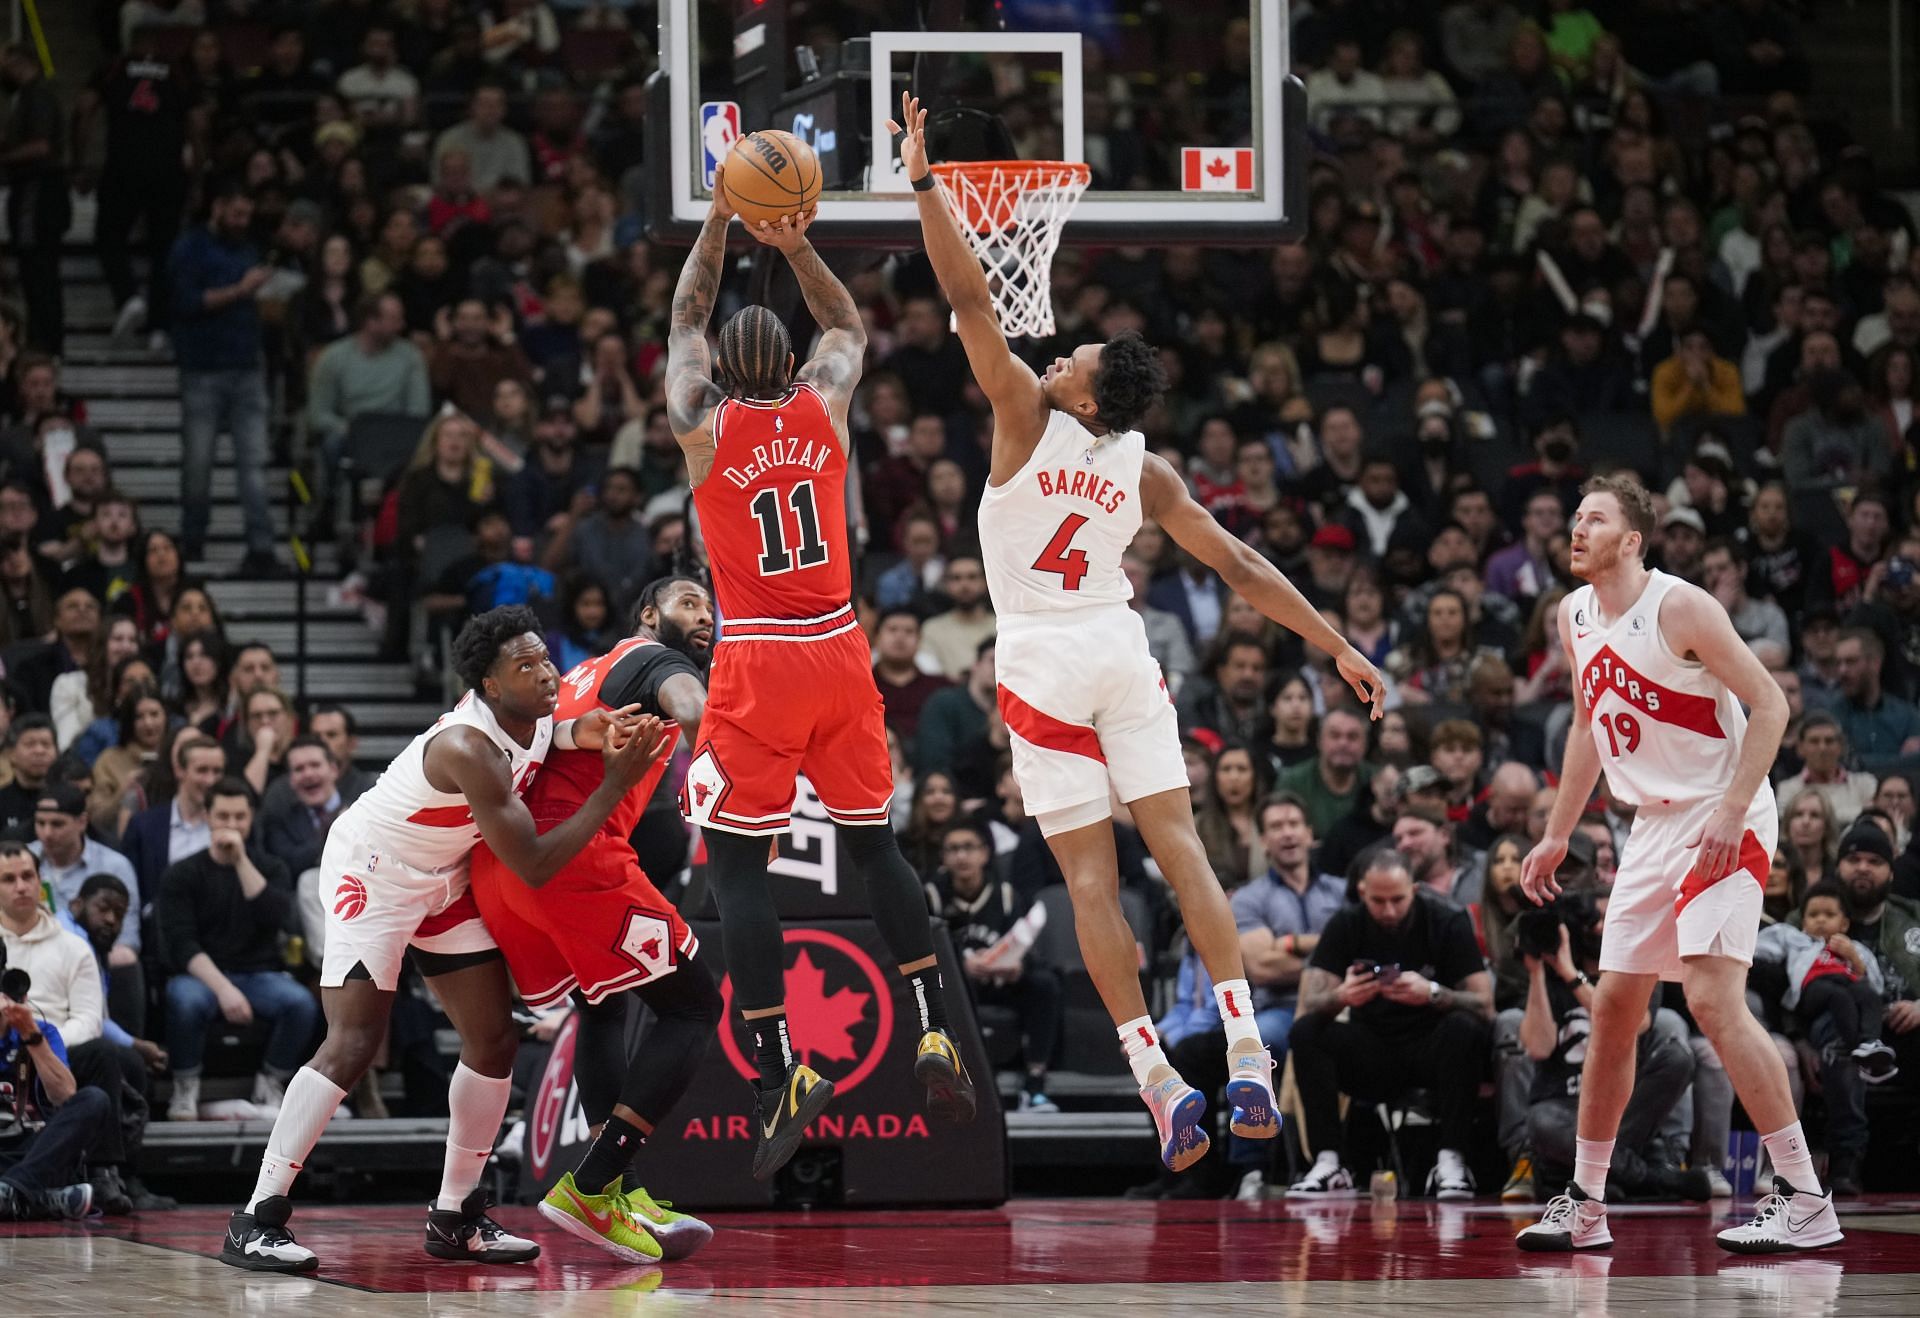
[930, 161, 1091, 235]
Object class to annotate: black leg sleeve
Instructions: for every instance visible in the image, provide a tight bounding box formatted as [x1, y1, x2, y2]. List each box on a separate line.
[620, 956, 724, 1127]
[571, 992, 631, 1128]
[837, 824, 937, 967]
[702, 828, 788, 1012]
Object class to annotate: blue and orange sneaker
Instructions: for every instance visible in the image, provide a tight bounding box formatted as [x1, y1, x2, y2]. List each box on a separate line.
[1225, 1047, 1279, 1139]
[1140, 1072, 1209, 1173]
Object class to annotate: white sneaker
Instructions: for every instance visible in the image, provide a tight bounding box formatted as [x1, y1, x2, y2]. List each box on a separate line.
[251, 1071, 287, 1113]
[1715, 1177, 1844, 1253]
[1705, 1166, 1734, 1199]
[167, 1074, 201, 1121]
[1018, 1090, 1061, 1113]
[1851, 1038, 1899, 1085]
[112, 295, 147, 340]
[1428, 1149, 1476, 1201]
[1517, 1183, 1613, 1251]
[1285, 1154, 1359, 1198]
[1235, 1169, 1267, 1202]
[1224, 1048, 1279, 1138]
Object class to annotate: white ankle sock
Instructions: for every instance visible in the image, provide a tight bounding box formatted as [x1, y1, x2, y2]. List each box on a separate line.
[1212, 979, 1263, 1053]
[1574, 1137, 1615, 1201]
[438, 1062, 511, 1212]
[1118, 1016, 1171, 1088]
[247, 1067, 347, 1212]
[1761, 1121, 1822, 1195]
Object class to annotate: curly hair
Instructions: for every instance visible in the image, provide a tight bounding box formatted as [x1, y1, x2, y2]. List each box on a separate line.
[1093, 329, 1167, 433]
[716, 305, 794, 399]
[452, 604, 544, 693]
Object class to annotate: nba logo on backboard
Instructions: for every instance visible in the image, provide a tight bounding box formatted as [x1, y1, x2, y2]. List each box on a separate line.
[700, 101, 740, 189]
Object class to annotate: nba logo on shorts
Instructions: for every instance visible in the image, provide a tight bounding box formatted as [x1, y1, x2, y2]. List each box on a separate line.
[700, 101, 740, 188]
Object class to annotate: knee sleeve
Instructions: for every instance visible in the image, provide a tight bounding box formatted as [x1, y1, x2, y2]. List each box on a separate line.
[702, 828, 786, 1009]
[835, 823, 936, 967]
[637, 957, 723, 1026]
[572, 992, 631, 1125]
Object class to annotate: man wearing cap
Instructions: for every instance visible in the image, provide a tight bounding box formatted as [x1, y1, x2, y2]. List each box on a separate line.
[28, 785, 139, 967]
[1775, 710, 1877, 828]
[1656, 505, 1708, 583]
[1300, 524, 1357, 610]
[1817, 823, 1920, 1192]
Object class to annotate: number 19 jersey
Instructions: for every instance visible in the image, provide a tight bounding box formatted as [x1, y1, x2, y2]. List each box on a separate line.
[977, 407, 1142, 617]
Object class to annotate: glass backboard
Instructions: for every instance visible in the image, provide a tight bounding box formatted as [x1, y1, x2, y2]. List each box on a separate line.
[649, 0, 1303, 247]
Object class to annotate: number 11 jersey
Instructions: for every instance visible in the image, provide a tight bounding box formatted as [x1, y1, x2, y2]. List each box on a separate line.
[977, 407, 1142, 617]
[1566, 569, 1759, 809]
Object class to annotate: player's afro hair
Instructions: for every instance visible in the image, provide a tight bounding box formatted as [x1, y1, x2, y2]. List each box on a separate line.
[1092, 329, 1168, 433]
[451, 604, 544, 693]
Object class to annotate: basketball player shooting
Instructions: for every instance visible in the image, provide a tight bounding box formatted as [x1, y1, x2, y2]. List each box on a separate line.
[664, 164, 975, 1184]
[1515, 476, 1840, 1254]
[892, 90, 1386, 1172]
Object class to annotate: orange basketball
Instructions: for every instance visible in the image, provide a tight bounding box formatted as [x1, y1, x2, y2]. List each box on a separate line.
[724, 129, 823, 228]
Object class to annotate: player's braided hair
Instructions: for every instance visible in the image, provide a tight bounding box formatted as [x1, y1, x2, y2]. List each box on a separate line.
[1092, 329, 1168, 433]
[452, 604, 544, 693]
[716, 305, 794, 400]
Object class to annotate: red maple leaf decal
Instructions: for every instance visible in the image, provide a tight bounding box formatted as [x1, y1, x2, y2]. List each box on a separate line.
[785, 950, 870, 1066]
[1206, 155, 1229, 178]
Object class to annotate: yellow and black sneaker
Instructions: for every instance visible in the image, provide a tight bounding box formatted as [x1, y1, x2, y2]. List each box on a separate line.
[751, 1063, 835, 1181]
[912, 1029, 978, 1124]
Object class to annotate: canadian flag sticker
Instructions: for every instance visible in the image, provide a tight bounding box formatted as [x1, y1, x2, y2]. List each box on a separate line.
[1181, 147, 1255, 193]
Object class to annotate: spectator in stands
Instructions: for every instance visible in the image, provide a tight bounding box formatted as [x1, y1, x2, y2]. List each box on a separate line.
[1278, 708, 1372, 837]
[882, 296, 969, 418]
[1306, 38, 1384, 132]
[1652, 329, 1746, 437]
[1832, 628, 1920, 761]
[898, 771, 960, 880]
[1783, 369, 1894, 493]
[1319, 762, 1402, 883]
[49, 615, 137, 753]
[875, 510, 944, 611]
[1178, 632, 1269, 746]
[1657, 505, 1708, 583]
[1427, 719, 1486, 819]
[0, 44, 69, 356]
[300, 704, 370, 803]
[1701, 537, 1791, 656]
[1394, 800, 1483, 906]
[1260, 670, 1318, 780]
[429, 299, 531, 422]
[170, 630, 228, 736]
[59, 490, 139, 610]
[0, 715, 56, 840]
[1777, 711, 1877, 831]
[259, 735, 345, 876]
[543, 576, 612, 673]
[1442, 0, 1523, 86]
[1123, 552, 1197, 695]
[29, 783, 139, 964]
[918, 555, 995, 680]
[36, 446, 113, 566]
[166, 180, 278, 574]
[87, 689, 167, 828]
[926, 819, 1062, 1112]
[240, 688, 298, 796]
[118, 734, 223, 912]
[916, 638, 996, 781]
[307, 291, 431, 475]
[217, 643, 279, 754]
[157, 777, 310, 1119]
[92, 24, 190, 348]
[1810, 492, 1891, 615]
[507, 396, 605, 546]
[872, 609, 948, 746]
[1285, 848, 1493, 1198]
[1234, 792, 1345, 1053]
[1194, 743, 1265, 893]
[1521, 313, 1634, 434]
[1461, 762, 1538, 852]
[336, 25, 419, 134]
[12, 589, 100, 716]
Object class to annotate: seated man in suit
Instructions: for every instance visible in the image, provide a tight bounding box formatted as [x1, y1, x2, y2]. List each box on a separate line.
[259, 736, 345, 877]
[119, 736, 226, 909]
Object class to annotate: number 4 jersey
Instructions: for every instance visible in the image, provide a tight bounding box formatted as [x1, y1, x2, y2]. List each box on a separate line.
[1566, 569, 1765, 810]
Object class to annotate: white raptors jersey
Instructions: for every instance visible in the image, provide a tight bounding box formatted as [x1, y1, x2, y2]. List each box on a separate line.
[977, 407, 1143, 616]
[339, 690, 551, 875]
[1567, 570, 1769, 810]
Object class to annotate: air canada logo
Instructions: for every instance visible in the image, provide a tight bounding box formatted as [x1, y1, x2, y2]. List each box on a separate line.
[527, 1013, 582, 1182]
[717, 929, 894, 1096]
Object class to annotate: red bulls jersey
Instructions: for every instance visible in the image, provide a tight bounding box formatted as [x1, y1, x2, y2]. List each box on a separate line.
[523, 637, 682, 837]
[694, 382, 855, 630]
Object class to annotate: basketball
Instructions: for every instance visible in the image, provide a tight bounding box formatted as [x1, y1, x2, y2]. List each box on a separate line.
[724, 129, 822, 227]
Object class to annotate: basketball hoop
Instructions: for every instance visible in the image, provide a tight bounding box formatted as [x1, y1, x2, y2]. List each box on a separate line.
[931, 161, 1091, 339]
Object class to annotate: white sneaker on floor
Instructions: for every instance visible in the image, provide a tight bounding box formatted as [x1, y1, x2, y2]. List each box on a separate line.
[167, 1074, 200, 1121]
[251, 1071, 287, 1113]
[1428, 1150, 1476, 1201]
[1705, 1166, 1734, 1199]
[1235, 1169, 1267, 1202]
[112, 295, 147, 340]
[1285, 1153, 1359, 1198]
[1516, 1183, 1612, 1251]
[1715, 1177, 1844, 1253]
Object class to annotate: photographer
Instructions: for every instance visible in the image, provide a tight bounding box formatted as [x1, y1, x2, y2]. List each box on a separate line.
[1519, 904, 1707, 1202]
[1284, 848, 1493, 1200]
[1, 937, 109, 1221]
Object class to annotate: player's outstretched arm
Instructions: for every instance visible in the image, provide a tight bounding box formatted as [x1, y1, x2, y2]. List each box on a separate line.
[744, 211, 866, 449]
[653, 673, 708, 749]
[1661, 582, 1791, 883]
[432, 719, 672, 887]
[1140, 453, 1384, 715]
[1522, 597, 1599, 905]
[665, 171, 734, 446]
[890, 90, 1045, 430]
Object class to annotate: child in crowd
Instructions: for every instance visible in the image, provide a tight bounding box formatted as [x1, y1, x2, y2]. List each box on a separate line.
[1756, 882, 1898, 1083]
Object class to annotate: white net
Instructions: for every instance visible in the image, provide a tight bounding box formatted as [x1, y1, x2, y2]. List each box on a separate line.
[932, 162, 1091, 340]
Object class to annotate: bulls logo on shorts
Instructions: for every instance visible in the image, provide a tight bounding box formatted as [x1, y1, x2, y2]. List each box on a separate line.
[334, 875, 369, 921]
[679, 748, 734, 829]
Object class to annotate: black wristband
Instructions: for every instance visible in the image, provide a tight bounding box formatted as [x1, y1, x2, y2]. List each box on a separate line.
[911, 171, 936, 192]
[21, 1030, 43, 1048]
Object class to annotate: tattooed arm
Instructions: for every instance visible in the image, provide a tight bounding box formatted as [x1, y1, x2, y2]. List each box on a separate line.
[744, 211, 866, 452]
[665, 180, 734, 473]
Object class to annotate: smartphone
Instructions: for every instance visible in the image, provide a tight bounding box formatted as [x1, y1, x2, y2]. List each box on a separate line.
[1376, 964, 1402, 985]
[1350, 959, 1375, 977]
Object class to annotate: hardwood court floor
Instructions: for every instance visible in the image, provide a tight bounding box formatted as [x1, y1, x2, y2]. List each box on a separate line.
[5, 1195, 1919, 1315]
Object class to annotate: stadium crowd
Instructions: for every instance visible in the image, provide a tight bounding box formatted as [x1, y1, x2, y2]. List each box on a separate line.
[4, 0, 1920, 1221]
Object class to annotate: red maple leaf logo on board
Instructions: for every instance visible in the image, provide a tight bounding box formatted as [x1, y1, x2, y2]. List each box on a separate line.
[1206, 155, 1229, 179]
[786, 950, 870, 1066]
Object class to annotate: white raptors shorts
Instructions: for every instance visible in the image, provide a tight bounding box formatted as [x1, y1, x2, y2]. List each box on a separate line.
[1599, 792, 1776, 982]
[317, 819, 497, 992]
[995, 606, 1188, 832]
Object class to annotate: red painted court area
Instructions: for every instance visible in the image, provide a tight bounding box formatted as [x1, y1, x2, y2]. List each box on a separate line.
[9, 1195, 1920, 1307]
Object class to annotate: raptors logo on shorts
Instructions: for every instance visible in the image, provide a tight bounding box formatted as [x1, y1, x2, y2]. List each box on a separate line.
[333, 876, 368, 921]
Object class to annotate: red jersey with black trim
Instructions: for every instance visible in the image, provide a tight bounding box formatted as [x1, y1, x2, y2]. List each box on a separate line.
[521, 635, 700, 835]
[694, 382, 853, 624]
[1565, 569, 1771, 811]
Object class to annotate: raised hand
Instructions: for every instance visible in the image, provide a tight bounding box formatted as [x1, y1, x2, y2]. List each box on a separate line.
[746, 210, 818, 254]
[886, 89, 930, 183]
[1334, 646, 1386, 720]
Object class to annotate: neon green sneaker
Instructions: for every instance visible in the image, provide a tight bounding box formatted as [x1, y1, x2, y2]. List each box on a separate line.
[620, 1181, 714, 1261]
[537, 1171, 663, 1264]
